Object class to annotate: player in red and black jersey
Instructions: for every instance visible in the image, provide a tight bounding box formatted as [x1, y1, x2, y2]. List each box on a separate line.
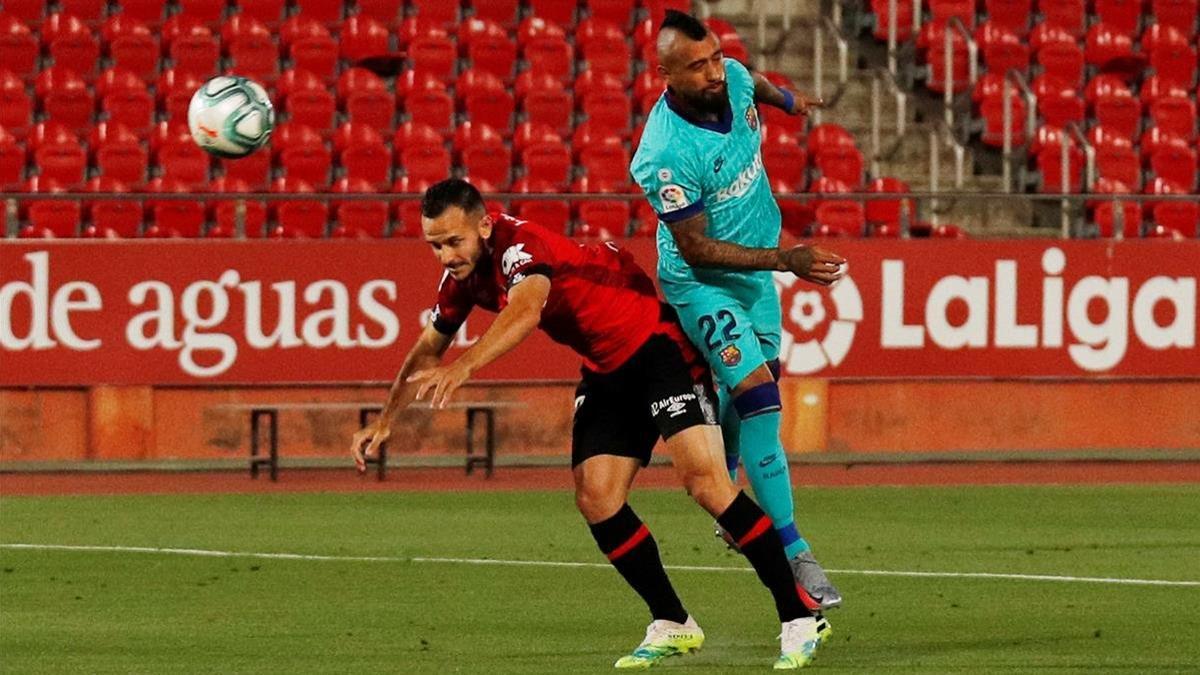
[351, 179, 823, 669]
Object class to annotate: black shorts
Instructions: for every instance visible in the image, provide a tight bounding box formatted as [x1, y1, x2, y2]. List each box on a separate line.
[571, 330, 719, 468]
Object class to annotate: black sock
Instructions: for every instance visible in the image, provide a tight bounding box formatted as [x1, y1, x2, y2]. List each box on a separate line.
[588, 504, 689, 624]
[717, 491, 812, 622]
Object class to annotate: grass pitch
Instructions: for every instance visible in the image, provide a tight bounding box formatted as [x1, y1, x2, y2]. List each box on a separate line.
[2, 484, 1199, 673]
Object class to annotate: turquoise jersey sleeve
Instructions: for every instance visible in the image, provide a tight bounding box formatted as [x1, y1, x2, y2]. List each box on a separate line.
[630, 116, 707, 223]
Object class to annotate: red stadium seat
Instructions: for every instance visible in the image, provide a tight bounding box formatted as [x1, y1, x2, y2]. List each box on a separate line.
[528, 0, 577, 25]
[1037, 42, 1085, 87]
[220, 150, 271, 190]
[409, 0, 457, 27]
[1140, 126, 1189, 162]
[511, 178, 571, 232]
[406, 84, 455, 136]
[280, 138, 332, 188]
[156, 137, 211, 187]
[1094, 137, 1141, 188]
[521, 142, 572, 188]
[1095, 0, 1142, 36]
[177, 0, 226, 27]
[166, 18, 219, 80]
[118, 0, 166, 26]
[1083, 73, 1130, 106]
[0, 70, 32, 137]
[1150, 40, 1198, 89]
[512, 122, 561, 156]
[646, 0, 691, 27]
[1085, 23, 1137, 68]
[983, 37, 1029, 77]
[223, 17, 279, 84]
[1039, 91, 1085, 129]
[0, 14, 38, 80]
[103, 16, 159, 82]
[25, 179, 82, 237]
[1036, 145, 1085, 193]
[1151, 145, 1199, 189]
[389, 175, 432, 237]
[1150, 96, 1198, 139]
[922, 22, 972, 94]
[338, 68, 395, 130]
[815, 146, 865, 187]
[283, 18, 339, 82]
[452, 121, 502, 157]
[33, 135, 87, 187]
[1152, 201, 1199, 237]
[399, 134, 451, 185]
[1140, 75, 1190, 107]
[99, 69, 155, 132]
[143, 177, 206, 237]
[865, 177, 914, 226]
[524, 34, 574, 81]
[464, 24, 518, 81]
[1094, 199, 1142, 238]
[578, 137, 630, 187]
[207, 176, 268, 236]
[340, 15, 391, 63]
[591, 0, 637, 28]
[333, 177, 390, 238]
[1029, 23, 1077, 51]
[293, 0, 345, 26]
[870, 0, 916, 41]
[1094, 93, 1142, 138]
[473, 0, 520, 26]
[340, 138, 391, 189]
[460, 70, 515, 132]
[1040, 0, 1086, 36]
[581, 90, 632, 135]
[762, 133, 808, 189]
[271, 177, 328, 238]
[0, 130, 23, 189]
[409, 34, 457, 82]
[814, 201, 866, 237]
[44, 13, 100, 79]
[571, 121, 620, 160]
[84, 177, 142, 238]
[157, 69, 204, 123]
[462, 134, 512, 189]
[985, 0, 1032, 34]
[522, 78, 574, 136]
[807, 124, 856, 155]
[929, 0, 976, 28]
[95, 131, 149, 185]
[1153, 0, 1198, 37]
[579, 20, 632, 80]
[36, 67, 94, 134]
[284, 76, 337, 131]
[980, 92, 1028, 146]
[517, 16, 567, 48]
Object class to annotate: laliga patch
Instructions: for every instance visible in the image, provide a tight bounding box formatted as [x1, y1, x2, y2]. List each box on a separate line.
[744, 105, 759, 131]
[658, 184, 690, 213]
[719, 344, 742, 367]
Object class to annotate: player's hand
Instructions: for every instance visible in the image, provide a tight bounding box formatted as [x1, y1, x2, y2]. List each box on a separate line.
[789, 92, 824, 116]
[780, 245, 846, 286]
[351, 422, 390, 474]
[408, 362, 472, 409]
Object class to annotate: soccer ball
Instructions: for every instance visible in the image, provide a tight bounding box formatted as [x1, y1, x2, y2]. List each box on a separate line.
[187, 76, 275, 158]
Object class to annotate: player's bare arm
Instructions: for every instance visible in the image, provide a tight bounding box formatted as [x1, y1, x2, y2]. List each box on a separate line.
[351, 322, 453, 472]
[667, 211, 847, 285]
[750, 72, 823, 116]
[409, 274, 552, 409]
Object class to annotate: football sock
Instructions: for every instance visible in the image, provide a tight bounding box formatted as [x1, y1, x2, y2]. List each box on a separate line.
[734, 382, 811, 557]
[718, 388, 741, 481]
[588, 503, 689, 624]
[717, 491, 812, 622]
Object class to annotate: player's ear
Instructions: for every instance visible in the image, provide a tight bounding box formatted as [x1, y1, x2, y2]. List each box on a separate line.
[477, 212, 493, 239]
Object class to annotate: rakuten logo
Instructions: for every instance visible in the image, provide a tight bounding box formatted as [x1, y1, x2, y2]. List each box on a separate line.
[881, 247, 1195, 372]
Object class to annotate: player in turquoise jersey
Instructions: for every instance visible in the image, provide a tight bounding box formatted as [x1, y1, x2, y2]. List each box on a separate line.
[631, 11, 848, 623]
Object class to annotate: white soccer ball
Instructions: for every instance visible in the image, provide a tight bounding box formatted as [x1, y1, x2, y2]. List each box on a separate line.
[187, 76, 275, 158]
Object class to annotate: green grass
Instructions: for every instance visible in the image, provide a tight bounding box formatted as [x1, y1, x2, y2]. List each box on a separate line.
[2, 485, 1199, 673]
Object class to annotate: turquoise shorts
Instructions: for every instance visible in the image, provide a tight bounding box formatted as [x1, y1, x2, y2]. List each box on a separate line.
[663, 271, 781, 391]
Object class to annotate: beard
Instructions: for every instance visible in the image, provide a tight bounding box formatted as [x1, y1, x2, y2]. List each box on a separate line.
[676, 82, 729, 115]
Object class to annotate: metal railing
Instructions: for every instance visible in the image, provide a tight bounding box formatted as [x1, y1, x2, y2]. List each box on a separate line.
[1001, 70, 1039, 193]
[941, 16, 978, 133]
[812, 14, 851, 125]
[927, 122, 967, 226]
[1059, 123, 1096, 239]
[870, 67, 909, 176]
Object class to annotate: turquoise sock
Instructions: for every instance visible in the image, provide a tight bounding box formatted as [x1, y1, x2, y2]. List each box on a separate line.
[736, 408, 810, 558]
[718, 389, 740, 482]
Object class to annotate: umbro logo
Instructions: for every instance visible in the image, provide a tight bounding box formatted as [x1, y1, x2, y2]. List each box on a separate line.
[714, 157, 725, 173]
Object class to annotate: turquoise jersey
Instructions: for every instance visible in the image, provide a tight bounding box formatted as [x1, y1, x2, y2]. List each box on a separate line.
[630, 58, 782, 294]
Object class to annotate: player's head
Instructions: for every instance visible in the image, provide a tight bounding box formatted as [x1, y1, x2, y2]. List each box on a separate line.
[656, 10, 727, 114]
[421, 178, 493, 280]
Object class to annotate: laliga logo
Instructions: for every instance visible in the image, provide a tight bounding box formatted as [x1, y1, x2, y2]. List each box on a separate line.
[773, 269, 863, 375]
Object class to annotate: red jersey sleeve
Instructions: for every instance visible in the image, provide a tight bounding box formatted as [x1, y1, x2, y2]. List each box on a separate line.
[430, 271, 473, 335]
[499, 225, 556, 288]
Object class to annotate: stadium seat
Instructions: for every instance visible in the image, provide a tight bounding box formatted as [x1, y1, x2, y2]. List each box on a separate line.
[44, 13, 100, 79]
[156, 136, 211, 187]
[271, 177, 328, 238]
[0, 70, 32, 137]
[33, 134, 87, 187]
[1029, 23, 1077, 50]
[283, 74, 337, 131]
[0, 14, 38, 80]
[390, 175, 433, 237]
[815, 146, 865, 188]
[408, 0, 457, 27]
[143, 177, 206, 237]
[1150, 40, 1198, 89]
[462, 19, 517, 81]
[95, 128, 149, 185]
[646, 0, 692, 27]
[813, 201, 866, 237]
[1094, 93, 1143, 138]
[865, 177, 914, 226]
[1039, 91, 1085, 129]
[1150, 96, 1198, 139]
[762, 133, 808, 189]
[1140, 126, 1189, 162]
[333, 177, 390, 238]
[157, 69, 205, 123]
[223, 16, 279, 84]
[25, 178, 82, 237]
[165, 17, 219, 80]
[590, 0, 637, 28]
[103, 16, 159, 82]
[1152, 201, 1199, 237]
[338, 68, 395, 130]
[982, 30, 1029, 76]
[99, 69, 154, 133]
[84, 177, 141, 238]
[339, 15, 391, 63]
[922, 22, 972, 94]
[399, 133, 451, 185]
[0, 129, 23, 189]
[461, 133, 512, 189]
[522, 142, 572, 188]
[1095, 137, 1141, 188]
[1085, 23, 1136, 68]
[1140, 75, 1190, 107]
[870, 0, 915, 41]
[578, 136, 629, 187]
[1095, 0, 1142, 35]
[220, 150, 271, 190]
[511, 177, 571, 232]
[292, 0, 345, 27]
[1037, 42, 1085, 87]
[579, 20, 631, 81]
[283, 18, 339, 82]
[980, 92, 1028, 146]
[406, 83, 455, 136]
[409, 34, 457, 82]
[524, 34, 574, 82]
[200, 177, 259, 236]
[580, 90, 632, 135]
[118, 0, 167, 26]
[1151, 145, 1199, 189]
[985, 0, 1032, 34]
[177, 0, 226, 27]
[1093, 197, 1142, 238]
[528, 0, 577, 26]
[459, 69, 515, 132]
[570, 121, 620, 160]
[1153, 0, 1199, 37]
[1084, 74, 1131, 106]
[452, 121, 501, 157]
[36, 67, 94, 134]
[1036, 145, 1086, 192]
[1040, 0, 1086, 36]
[279, 138, 332, 188]
[512, 122, 561, 156]
[522, 78, 574, 136]
[339, 135, 392, 189]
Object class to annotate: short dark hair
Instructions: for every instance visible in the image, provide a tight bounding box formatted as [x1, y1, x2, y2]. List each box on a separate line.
[660, 9, 708, 41]
[421, 178, 486, 219]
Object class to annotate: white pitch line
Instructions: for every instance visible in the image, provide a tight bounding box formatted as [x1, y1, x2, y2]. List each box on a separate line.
[2, 543, 1198, 588]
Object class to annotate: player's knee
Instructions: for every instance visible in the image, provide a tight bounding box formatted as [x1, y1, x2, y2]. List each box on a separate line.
[682, 469, 736, 513]
[575, 483, 622, 522]
[731, 381, 782, 420]
[731, 364, 775, 397]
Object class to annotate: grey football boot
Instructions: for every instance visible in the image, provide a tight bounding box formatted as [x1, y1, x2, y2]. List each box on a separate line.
[790, 551, 843, 611]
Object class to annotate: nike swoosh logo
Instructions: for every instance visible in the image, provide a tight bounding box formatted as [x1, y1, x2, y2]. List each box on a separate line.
[758, 453, 777, 467]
